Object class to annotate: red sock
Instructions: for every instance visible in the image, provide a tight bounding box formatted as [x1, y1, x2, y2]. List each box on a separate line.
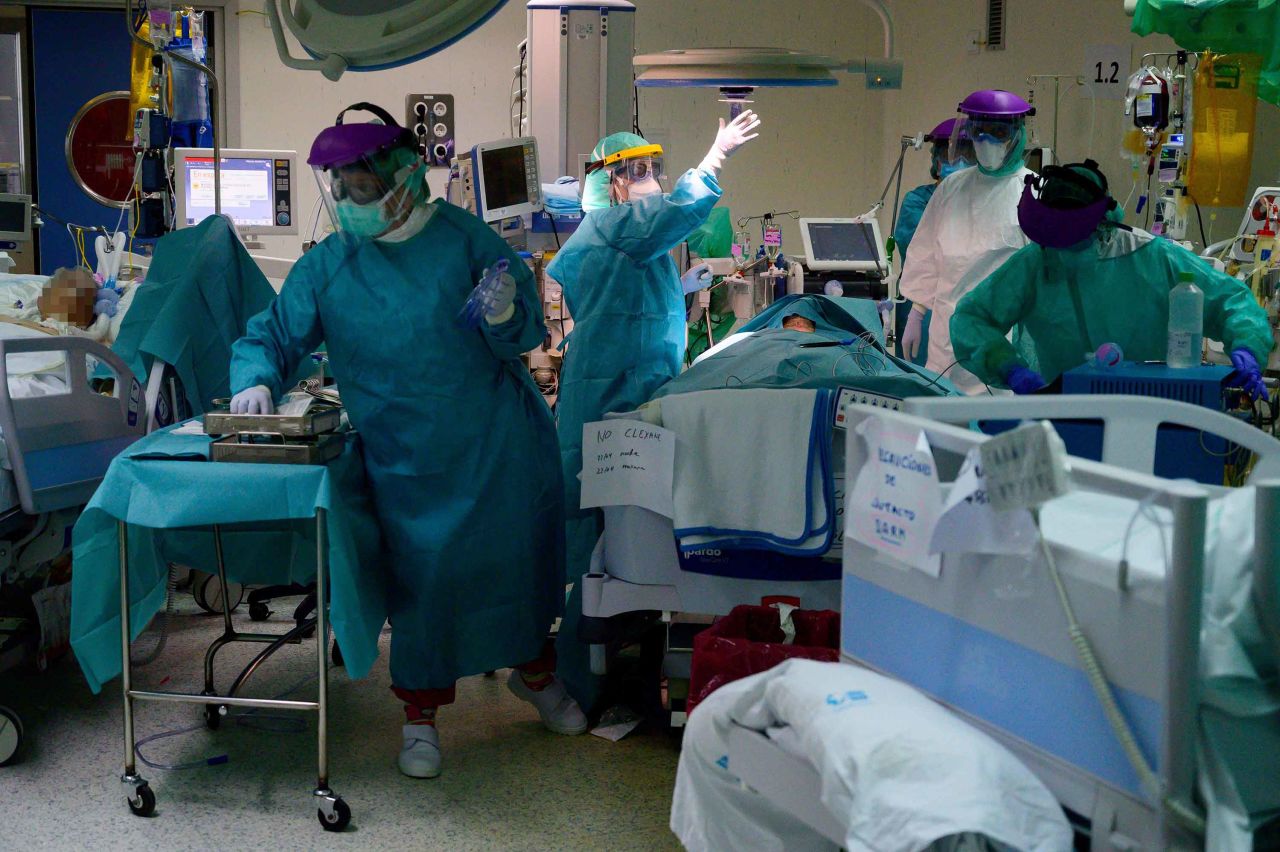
[406, 706, 437, 726]
[519, 670, 554, 692]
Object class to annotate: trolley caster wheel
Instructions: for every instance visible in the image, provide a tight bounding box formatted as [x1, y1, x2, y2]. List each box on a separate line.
[0, 706, 23, 767]
[127, 783, 156, 817]
[192, 573, 245, 615]
[203, 704, 224, 731]
[318, 797, 351, 832]
[248, 602, 271, 622]
[331, 641, 344, 668]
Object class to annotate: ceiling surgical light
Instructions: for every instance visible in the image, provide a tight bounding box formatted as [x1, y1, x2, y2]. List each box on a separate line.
[264, 0, 510, 81]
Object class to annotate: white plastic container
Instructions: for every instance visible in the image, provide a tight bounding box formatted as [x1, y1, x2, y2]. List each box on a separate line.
[1167, 272, 1203, 368]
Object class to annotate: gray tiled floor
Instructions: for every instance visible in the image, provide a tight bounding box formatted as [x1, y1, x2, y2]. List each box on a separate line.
[1, 598, 683, 850]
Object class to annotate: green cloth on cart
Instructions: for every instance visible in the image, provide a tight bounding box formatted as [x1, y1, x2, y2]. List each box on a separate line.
[70, 424, 387, 694]
[112, 215, 279, 414]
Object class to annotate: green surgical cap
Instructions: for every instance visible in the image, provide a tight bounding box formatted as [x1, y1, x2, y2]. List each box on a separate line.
[582, 131, 651, 213]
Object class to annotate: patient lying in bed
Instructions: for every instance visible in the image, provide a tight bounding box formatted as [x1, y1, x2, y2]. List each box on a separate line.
[652, 294, 957, 401]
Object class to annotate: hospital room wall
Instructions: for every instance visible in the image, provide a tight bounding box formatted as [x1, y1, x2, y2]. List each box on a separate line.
[229, 0, 883, 261]
[881, 0, 1280, 247]
[228, 0, 1280, 263]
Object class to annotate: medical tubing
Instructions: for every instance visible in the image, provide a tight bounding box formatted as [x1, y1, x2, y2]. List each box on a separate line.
[1038, 528, 1204, 834]
[133, 668, 319, 770]
[130, 563, 178, 667]
[135, 722, 229, 771]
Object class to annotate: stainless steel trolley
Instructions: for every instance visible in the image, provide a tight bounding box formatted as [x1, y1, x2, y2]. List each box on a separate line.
[118, 511, 350, 831]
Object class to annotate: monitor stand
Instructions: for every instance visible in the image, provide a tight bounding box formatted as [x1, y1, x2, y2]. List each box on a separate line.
[242, 234, 266, 251]
[0, 251, 15, 273]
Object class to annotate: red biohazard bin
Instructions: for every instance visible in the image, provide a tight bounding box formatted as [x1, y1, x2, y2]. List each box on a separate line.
[687, 599, 840, 716]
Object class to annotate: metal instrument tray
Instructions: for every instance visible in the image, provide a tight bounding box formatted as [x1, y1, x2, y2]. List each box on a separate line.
[211, 432, 346, 466]
[204, 405, 343, 438]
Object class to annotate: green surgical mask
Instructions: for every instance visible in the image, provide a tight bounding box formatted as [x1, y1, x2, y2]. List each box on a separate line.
[335, 199, 391, 237]
[333, 160, 427, 238]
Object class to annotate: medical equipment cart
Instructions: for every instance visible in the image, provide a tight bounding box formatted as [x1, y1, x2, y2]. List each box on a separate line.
[117, 510, 348, 829]
[72, 425, 386, 833]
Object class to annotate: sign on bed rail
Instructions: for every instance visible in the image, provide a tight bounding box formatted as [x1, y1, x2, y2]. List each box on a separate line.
[847, 415, 943, 576]
[580, 420, 676, 518]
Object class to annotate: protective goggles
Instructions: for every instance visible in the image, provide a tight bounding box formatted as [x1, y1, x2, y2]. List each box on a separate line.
[1016, 161, 1116, 249]
[329, 165, 390, 205]
[585, 143, 665, 180]
[968, 119, 1019, 142]
[935, 137, 974, 165]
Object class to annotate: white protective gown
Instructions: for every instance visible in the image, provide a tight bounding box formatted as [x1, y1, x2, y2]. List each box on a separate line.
[898, 165, 1031, 394]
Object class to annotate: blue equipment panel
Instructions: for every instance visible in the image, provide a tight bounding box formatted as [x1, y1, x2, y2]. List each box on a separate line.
[1059, 362, 1235, 485]
[31, 9, 133, 274]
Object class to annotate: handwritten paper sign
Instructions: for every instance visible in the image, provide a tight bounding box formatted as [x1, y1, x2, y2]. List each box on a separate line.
[580, 420, 676, 518]
[930, 448, 1038, 556]
[848, 416, 943, 577]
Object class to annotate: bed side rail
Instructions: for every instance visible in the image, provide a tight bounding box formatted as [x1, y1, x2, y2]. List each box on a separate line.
[0, 336, 145, 514]
[902, 395, 1280, 484]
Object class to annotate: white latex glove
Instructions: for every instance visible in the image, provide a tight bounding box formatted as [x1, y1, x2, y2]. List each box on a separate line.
[901, 307, 925, 361]
[698, 110, 762, 176]
[230, 385, 274, 415]
[680, 262, 714, 294]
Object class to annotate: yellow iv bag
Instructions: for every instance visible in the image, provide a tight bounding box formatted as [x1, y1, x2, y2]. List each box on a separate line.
[1188, 53, 1260, 208]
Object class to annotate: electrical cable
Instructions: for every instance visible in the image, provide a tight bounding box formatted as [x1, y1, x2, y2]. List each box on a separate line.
[547, 208, 562, 250]
[1037, 517, 1206, 835]
[130, 563, 178, 667]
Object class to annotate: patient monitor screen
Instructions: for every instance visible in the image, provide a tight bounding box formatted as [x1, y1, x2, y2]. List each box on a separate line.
[181, 155, 276, 228]
[806, 222, 881, 264]
[480, 144, 531, 211]
[0, 198, 27, 240]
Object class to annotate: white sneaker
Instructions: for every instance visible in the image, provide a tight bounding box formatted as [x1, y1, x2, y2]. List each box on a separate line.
[507, 672, 589, 735]
[398, 724, 442, 778]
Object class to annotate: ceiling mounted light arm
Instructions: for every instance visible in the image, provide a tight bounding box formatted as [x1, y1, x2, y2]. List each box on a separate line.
[264, 0, 347, 81]
[263, 0, 510, 83]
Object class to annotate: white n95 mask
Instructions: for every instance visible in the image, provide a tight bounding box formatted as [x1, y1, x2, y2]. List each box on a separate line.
[974, 138, 1011, 172]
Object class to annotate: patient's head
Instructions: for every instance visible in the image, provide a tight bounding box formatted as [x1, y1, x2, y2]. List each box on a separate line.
[782, 313, 817, 333]
[38, 268, 98, 327]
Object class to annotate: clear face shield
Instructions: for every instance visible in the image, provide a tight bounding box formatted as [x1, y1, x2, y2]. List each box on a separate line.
[950, 115, 1025, 172]
[314, 145, 427, 239]
[933, 136, 974, 179]
[586, 143, 665, 206]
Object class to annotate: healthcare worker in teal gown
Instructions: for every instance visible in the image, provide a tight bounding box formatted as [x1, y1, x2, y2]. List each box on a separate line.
[547, 111, 761, 711]
[230, 104, 586, 781]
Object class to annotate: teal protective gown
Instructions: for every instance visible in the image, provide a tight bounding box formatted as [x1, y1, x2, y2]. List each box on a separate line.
[546, 167, 721, 708]
[231, 201, 563, 690]
[951, 226, 1275, 387]
[892, 183, 936, 365]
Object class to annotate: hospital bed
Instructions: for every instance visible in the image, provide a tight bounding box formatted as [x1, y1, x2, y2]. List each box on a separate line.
[0, 333, 145, 764]
[580, 295, 954, 717]
[718, 400, 1280, 851]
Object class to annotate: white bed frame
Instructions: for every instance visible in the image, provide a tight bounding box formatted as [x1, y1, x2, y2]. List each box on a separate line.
[0, 336, 145, 514]
[722, 401, 1280, 851]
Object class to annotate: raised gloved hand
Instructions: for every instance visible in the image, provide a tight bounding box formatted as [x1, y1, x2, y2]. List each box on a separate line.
[458, 259, 518, 328]
[681, 262, 713, 294]
[699, 110, 761, 176]
[900, 308, 924, 361]
[1004, 365, 1047, 395]
[230, 385, 274, 415]
[1229, 347, 1268, 401]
